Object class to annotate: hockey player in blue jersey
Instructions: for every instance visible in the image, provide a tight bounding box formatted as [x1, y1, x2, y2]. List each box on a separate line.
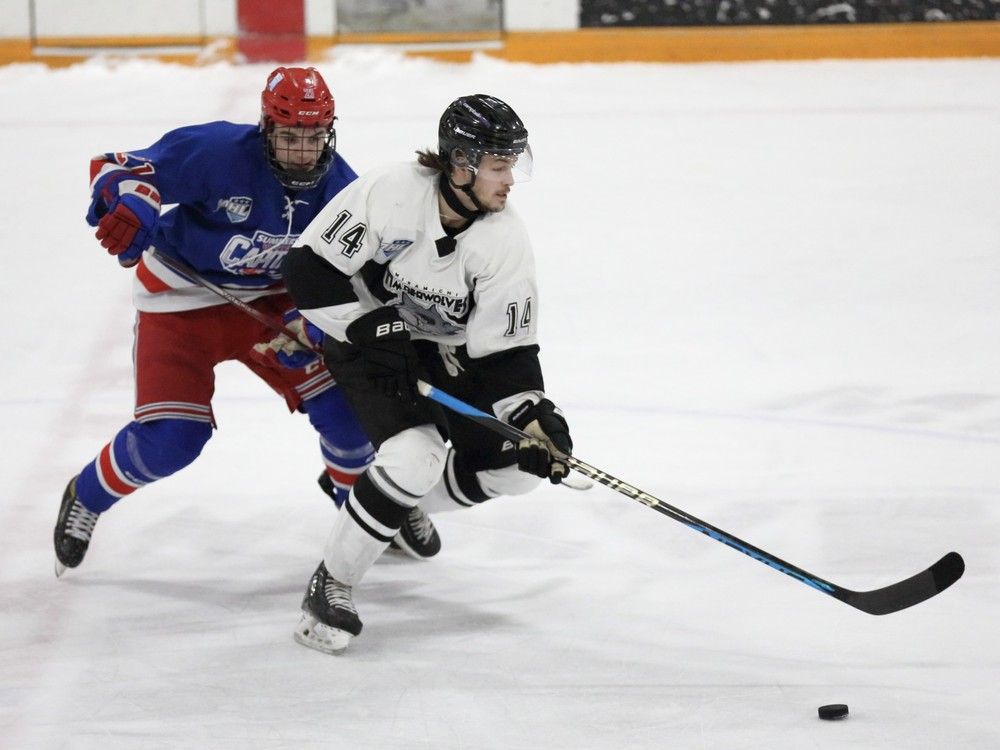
[53, 67, 440, 577]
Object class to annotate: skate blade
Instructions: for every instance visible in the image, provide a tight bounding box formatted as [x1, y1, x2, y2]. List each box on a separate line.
[293, 612, 352, 655]
[386, 537, 429, 561]
[54, 559, 67, 578]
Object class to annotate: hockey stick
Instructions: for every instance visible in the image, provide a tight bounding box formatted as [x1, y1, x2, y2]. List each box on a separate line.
[146, 248, 317, 349]
[145, 249, 592, 492]
[417, 380, 965, 616]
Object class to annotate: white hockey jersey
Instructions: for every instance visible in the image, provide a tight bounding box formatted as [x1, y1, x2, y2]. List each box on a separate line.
[292, 162, 538, 360]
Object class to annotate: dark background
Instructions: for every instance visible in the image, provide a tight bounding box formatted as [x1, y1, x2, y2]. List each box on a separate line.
[580, 0, 1000, 26]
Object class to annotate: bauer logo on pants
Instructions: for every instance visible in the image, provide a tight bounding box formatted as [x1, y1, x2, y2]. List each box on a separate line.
[217, 196, 253, 223]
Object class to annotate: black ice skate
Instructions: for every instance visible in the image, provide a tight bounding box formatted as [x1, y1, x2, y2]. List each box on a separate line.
[391, 504, 441, 560]
[53, 476, 100, 578]
[318, 472, 441, 559]
[293, 561, 362, 655]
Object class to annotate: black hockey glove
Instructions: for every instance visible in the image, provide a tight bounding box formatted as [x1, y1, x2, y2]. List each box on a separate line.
[509, 399, 573, 484]
[345, 307, 420, 401]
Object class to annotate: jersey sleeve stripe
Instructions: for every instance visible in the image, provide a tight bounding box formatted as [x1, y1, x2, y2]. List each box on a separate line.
[135, 257, 173, 294]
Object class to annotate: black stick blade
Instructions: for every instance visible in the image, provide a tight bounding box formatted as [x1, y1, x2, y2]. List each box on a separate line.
[836, 551, 965, 615]
[417, 382, 968, 618]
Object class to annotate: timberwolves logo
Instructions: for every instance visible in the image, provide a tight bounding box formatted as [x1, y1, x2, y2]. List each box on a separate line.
[383, 271, 468, 337]
[217, 196, 253, 223]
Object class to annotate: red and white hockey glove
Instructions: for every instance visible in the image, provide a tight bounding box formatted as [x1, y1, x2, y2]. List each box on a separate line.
[251, 310, 323, 370]
[509, 399, 573, 484]
[88, 175, 161, 268]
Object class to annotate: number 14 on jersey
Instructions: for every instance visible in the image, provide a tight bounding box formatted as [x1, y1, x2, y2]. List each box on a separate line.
[504, 298, 532, 337]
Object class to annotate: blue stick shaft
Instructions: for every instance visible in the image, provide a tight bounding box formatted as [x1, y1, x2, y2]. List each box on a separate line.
[415, 379, 965, 615]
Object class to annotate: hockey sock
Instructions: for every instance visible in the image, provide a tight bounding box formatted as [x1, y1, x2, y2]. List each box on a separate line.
[74, 418, 212, 513]
[417, 449, 489, 513]
[419, 449, 542, 514]
[302, 388, 375, 505]
[323, 472, 408, 585]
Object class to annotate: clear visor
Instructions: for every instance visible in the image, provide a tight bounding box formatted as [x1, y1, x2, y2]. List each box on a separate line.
[454, 145, 533, 184]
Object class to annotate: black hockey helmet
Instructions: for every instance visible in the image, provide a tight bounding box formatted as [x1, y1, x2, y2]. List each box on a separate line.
[438, 94, 531, 175]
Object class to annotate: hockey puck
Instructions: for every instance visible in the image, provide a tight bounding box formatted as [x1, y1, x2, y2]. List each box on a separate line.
[818, 704, 849, 720]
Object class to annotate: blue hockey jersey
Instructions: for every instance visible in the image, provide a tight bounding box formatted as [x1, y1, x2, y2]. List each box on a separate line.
[88, 121, 357, 312]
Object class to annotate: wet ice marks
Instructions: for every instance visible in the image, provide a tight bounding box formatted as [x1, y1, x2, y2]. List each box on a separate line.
[763, 387, 1000, 441]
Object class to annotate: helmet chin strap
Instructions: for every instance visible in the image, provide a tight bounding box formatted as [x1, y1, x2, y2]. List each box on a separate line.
[441, 171, 485, 217]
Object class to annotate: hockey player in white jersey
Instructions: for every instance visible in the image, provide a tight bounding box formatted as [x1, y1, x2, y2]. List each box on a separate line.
[282, 94, 573, 654]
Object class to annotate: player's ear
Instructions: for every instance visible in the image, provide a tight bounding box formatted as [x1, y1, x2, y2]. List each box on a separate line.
[449, 164, 471, 186]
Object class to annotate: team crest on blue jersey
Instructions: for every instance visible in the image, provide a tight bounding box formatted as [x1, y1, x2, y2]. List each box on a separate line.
[217, 196, 254, 223]
[220, 230, 295, 276]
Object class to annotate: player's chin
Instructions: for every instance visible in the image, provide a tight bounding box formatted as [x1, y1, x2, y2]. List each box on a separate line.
[279, 160, 317, 171]
[486, 194, 508, 213]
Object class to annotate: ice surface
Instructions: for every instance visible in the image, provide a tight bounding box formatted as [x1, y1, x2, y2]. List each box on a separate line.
[0, 52, 997, 749]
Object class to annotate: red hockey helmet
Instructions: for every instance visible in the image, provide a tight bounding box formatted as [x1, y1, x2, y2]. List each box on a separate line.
[261, 67, 337, 190]
[261, 66, 335, 128]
